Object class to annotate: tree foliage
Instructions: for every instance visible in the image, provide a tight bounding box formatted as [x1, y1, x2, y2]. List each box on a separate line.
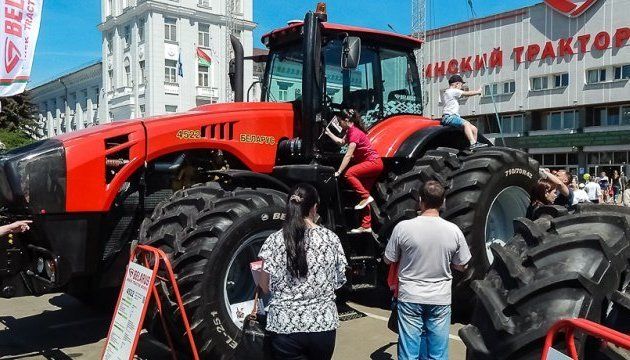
[0, 91, 40, 150]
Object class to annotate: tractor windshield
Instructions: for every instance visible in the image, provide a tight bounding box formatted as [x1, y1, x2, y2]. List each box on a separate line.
[263, 39, 423, 129]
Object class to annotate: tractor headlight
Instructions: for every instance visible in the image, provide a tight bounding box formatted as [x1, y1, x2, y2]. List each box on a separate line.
[0, 140, 66, 213]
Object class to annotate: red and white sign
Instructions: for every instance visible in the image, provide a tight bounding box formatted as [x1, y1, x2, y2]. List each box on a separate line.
[102, 261, 155, 360]
[0, 0, 43, 96]
[425, 27, 630, 79]
[544, 0, 599, 18]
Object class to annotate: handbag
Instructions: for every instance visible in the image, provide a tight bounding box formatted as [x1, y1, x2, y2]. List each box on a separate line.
[387, 297, 399, 334]
[232, 287, 272, 360]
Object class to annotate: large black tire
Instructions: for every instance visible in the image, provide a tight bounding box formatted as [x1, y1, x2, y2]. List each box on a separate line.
[378, 147, 538, 321]
[139, 185, 287, 358]
[459, 205, 630, 360]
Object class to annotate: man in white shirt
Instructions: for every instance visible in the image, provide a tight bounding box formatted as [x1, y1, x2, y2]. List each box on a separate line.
[441, 75, 485, 150]
[584, 176, 602, 204]
[384, 181, 471, 360]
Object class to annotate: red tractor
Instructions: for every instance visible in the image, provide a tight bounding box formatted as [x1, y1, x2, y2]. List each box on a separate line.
[1, 4, 628, 360]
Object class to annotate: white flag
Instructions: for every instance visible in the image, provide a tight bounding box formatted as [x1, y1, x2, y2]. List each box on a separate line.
[0, 0, 44, 97]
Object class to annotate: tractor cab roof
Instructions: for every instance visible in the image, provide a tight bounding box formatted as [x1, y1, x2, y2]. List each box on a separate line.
[261, 21, 423, 50]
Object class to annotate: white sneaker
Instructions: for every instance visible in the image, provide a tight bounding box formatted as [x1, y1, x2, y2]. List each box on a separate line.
[350, 227, 372, 234]
[354, 196, 374, 210]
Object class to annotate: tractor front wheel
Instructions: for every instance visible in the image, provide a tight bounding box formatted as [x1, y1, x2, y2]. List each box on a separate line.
[139, 185, 286, 358]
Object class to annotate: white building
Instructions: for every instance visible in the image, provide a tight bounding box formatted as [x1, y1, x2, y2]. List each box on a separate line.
[423, 0, 630, 175]
[29, 61, 103, 138]
[30, 0, 256, 136]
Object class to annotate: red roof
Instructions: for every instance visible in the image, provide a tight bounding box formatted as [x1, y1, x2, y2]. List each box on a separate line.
[262, 21, 423, 50]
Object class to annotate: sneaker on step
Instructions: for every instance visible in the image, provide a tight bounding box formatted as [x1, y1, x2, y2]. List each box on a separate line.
[354, 196, 374, 210]
[350, 227, 372, 234]
[469, 142, 488, 150]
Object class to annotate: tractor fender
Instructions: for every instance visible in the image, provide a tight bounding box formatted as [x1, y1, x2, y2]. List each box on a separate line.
[207, 169, 290, 193]
[393, 126, 492, 159]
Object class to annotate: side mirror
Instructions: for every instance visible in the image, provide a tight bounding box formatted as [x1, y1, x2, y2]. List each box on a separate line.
[341, 36, 361, 69]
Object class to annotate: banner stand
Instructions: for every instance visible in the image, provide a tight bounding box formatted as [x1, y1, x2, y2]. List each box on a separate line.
[101, 244, 200, 360]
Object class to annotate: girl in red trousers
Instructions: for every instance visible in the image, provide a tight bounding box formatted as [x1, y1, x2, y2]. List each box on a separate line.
[325, 109, 383, 233]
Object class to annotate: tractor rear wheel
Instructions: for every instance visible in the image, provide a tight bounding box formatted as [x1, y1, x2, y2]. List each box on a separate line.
[139, 185, 286, 358]
[378, 147, 538, 321]
[459, 205, 630, 360]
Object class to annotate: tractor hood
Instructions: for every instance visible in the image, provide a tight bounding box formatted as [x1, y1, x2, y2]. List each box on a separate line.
[51, 101, 295, 213]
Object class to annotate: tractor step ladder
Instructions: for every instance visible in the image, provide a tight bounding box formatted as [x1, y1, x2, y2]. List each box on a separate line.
[541, 318, 630, 360]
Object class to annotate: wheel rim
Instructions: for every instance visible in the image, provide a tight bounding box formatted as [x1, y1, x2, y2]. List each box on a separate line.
[484, 186, 530, 264]
[223, 230, 272, 329]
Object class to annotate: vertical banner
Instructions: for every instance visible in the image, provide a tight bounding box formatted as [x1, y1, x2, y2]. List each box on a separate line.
[0, 0, 44, 97]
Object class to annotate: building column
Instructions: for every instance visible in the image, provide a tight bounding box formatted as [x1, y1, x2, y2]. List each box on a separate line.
[76, 104, 84, 130]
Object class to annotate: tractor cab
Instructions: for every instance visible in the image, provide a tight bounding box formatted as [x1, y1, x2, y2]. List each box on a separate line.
[259, 4, 424, 161]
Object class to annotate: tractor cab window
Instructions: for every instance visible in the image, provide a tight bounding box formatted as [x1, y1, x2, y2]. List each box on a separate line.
[265, 44, 303, 102]
[377, 48, 423, 125]
[263, 39, 423, 128]
[323, 40, 423, 129]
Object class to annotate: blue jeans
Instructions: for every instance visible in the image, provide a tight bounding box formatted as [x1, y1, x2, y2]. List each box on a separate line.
[397, 301, 451, 360]
[441, 114, 466, 127]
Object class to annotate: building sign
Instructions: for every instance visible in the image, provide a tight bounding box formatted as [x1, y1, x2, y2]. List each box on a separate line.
[503, 130, 630, 149]
[425, 27, 630, 78]
[544, 0, 599, 18]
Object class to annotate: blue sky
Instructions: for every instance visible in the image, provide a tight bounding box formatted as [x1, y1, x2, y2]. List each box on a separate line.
[30, 0, 540, 86]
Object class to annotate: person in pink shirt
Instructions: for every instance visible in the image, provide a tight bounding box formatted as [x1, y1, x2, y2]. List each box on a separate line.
[325, 109, 383, 233]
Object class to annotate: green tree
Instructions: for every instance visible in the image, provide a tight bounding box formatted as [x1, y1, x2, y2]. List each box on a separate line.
[0, 91, 40, 150]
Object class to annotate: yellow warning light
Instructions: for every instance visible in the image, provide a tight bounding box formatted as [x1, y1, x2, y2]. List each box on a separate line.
[315, 2, 327, 15]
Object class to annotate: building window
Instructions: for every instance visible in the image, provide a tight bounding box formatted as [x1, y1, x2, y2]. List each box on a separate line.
[165, 59, 178, 83]
[198, 0, 210, 7]
[108, 70, 114, 91]
[484, 84, 497, 97]
[587, 68, 607, 84]
[139, 60, 146, 85]
[554, 73, 569, 88]
[82, 89, 88, 108]
[165, 105, 178, 113]
[138, 18, 145, 43]
[531, 76, 549, 91]
[545, 110, 578, 130]
[107, 32, 113, 55]
[124, 25, 131, 49]
[500, 114, 524, 133]
[94, 87, 100, 105]
[614, 64, 630, 80]
[232, 0, 242, 13]
[198, 65, 209, 87]
[198, 24, 210, 47]
[139, 104, 145, 117]
[124, 61, 131, 87]
[483, 80, 514, 97]
[503, 81, 516, 94]
[591, 105, 630, 126]
[164, 18, 177, 42]
[623, 106, 630, 125]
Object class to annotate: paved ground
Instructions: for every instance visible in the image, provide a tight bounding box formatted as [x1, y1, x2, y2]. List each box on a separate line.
[0, 293, 466, 359]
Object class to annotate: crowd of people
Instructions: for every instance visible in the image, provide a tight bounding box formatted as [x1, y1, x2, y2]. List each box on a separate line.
[529, 168, 630, 216]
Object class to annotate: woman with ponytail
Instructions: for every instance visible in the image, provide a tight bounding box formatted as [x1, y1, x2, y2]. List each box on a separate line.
[325, 108, 384, 233]
[258, 184, 347, 360]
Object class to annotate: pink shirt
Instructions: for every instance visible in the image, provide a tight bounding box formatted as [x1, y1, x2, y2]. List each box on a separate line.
[346, 126, 379, 163]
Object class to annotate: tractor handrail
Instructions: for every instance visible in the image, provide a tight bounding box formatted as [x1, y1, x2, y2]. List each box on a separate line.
[541, 318, 630, 360]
